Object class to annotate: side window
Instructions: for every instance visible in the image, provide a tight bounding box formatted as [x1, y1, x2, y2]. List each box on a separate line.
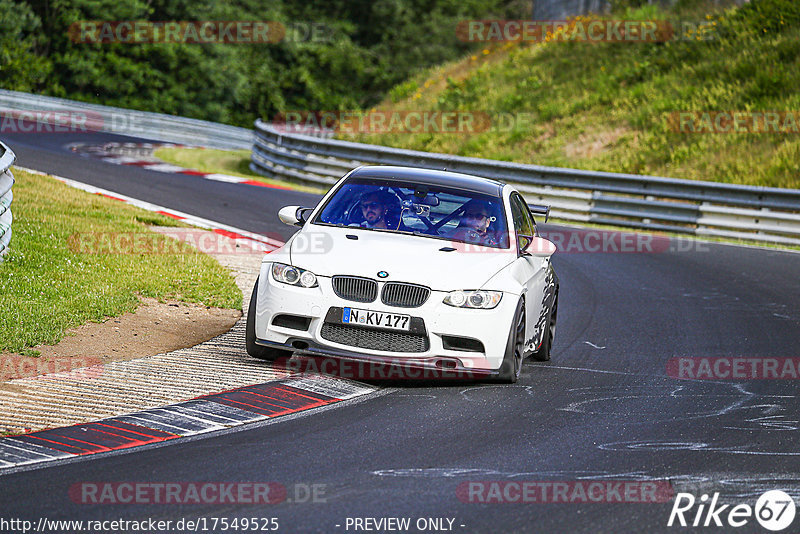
[510, 197, 526, 236]
[510, 193, 535, 237]
[522, 197, 538, 236]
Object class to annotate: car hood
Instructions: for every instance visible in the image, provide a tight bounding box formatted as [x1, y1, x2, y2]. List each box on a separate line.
[287, 225, 516, 291]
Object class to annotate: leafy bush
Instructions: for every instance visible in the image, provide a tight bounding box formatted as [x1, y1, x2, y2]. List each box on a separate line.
[1, 0, 525, 127]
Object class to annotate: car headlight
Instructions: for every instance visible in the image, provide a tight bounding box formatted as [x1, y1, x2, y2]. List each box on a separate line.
[272, 262, 318, 288]
[443, 290, 502, 309]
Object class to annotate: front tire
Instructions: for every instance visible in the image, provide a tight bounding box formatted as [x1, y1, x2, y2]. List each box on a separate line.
[246, 279, 293, 361]
[496, 298, 525, 383]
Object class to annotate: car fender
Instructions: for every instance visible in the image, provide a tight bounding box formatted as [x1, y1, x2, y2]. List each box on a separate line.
[482, 256, 556, 352]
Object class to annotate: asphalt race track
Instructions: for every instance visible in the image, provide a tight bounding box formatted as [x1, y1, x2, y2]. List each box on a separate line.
[1, 130, 799, 533]
[3, 129, 321, 241]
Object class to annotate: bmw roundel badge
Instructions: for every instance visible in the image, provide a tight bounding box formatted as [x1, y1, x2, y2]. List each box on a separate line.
[377, 271, 389, 278]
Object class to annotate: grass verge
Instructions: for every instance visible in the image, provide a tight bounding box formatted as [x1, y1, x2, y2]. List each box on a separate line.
[344, 0, 800, 189]
[153, 146, 327, 194]
[0, 168, 242, 356]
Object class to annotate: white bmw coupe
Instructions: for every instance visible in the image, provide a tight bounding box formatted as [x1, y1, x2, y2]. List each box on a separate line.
[246, 166, 558, 382]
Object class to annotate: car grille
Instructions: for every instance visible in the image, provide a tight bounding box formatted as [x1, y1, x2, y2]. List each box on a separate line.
[381, 282, 430, 308]
[320, 323, 429, 353]
[332, 276, 378, 303]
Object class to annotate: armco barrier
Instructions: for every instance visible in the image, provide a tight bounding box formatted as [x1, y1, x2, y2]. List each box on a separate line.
[251, 119, 800, 246]
[0, 89, 252, 150]
[0, 141, 15, 258]
[0, 90, 333, 150]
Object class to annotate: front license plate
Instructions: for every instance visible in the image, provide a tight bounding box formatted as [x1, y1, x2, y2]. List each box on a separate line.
[342, 307, 411, 331]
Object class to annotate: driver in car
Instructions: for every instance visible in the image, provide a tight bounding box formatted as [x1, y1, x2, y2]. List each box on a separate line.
[450, 199, 498, 246]
[358, 191, 390, 229]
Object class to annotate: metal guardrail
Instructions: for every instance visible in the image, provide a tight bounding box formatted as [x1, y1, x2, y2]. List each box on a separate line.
[0, 89, 252, 150]
[0, 141, 15, 259]
[251, 119, 800, 246]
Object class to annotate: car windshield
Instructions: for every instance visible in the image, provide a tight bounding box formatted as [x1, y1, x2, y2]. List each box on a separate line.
[313, 176, 509, 248]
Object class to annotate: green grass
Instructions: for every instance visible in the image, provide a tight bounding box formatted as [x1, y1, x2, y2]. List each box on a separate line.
[0, 168, 242, 355]
[153, 147, 327, 194]
[344, 0, 800, 189]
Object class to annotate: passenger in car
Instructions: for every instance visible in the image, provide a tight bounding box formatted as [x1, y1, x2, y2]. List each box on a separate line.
[450, 199, 499, 246]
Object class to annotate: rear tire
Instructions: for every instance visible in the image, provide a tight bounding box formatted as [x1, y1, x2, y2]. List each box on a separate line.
[532, 295, 557, 362]
[496, 299, 525, 383]
[246, 279, 292, 361]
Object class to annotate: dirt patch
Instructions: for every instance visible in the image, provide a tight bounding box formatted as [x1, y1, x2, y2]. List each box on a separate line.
[1, 298, 241, 381]
[564, 126, 630, 159]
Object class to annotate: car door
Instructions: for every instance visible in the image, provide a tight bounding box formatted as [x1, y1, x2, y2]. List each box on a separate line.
[509, 192, 552, 353]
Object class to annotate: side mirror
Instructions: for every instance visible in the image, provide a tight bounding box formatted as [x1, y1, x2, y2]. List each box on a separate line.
[278, 205, 312, 227]
[519, 235, 556, 258]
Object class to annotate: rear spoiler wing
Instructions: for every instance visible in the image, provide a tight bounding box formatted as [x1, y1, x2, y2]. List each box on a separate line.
[528, 204, 550, 223]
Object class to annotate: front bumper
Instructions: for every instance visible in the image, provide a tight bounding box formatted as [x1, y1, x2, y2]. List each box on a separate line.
[253, 262, 518, 373]
[253, 337, 499, 380]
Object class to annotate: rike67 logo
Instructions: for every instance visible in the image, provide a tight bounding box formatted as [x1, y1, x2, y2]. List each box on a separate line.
[668, 490, 796, 531]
